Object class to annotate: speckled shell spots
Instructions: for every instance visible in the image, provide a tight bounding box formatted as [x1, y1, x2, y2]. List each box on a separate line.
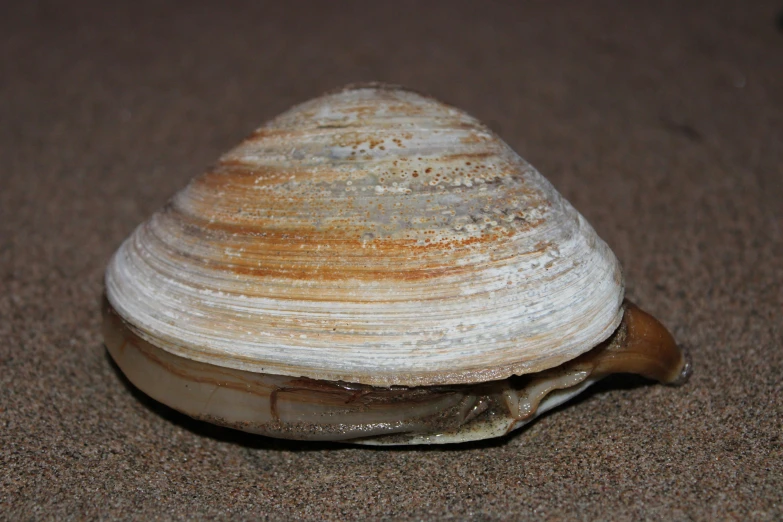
[105, 84, 624, 387]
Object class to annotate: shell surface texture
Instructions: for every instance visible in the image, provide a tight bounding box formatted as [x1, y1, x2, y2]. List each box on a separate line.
[104, 84, 689, 445]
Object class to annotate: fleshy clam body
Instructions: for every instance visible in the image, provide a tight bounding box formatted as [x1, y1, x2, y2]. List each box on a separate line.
[103, 84, 690, 445]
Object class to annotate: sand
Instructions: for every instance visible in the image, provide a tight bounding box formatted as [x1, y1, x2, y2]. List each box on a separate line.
[2, 1, 781, 519]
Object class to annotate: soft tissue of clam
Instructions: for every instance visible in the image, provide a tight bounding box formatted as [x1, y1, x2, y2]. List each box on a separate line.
[103, 84, 689, 445]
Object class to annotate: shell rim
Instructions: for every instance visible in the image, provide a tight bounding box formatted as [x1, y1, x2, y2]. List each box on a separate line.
[104, 288, 625, 388]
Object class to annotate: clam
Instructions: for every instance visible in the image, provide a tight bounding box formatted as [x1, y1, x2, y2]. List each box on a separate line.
[103, 83, 690, 445]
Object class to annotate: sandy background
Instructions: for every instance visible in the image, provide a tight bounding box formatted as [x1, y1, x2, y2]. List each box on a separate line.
[2, 1, 781, 519]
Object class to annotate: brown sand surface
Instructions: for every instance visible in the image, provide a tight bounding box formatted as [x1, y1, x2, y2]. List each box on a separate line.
[2, 1, 781, 519]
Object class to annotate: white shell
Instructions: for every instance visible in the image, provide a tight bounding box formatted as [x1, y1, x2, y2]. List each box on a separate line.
[105, 84, 624, 387]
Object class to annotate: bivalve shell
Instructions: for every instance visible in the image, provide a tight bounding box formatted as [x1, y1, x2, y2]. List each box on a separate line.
[103, 84, 688, 444]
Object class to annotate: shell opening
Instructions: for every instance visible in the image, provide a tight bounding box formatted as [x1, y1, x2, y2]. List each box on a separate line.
[103, 298, 688, 445]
